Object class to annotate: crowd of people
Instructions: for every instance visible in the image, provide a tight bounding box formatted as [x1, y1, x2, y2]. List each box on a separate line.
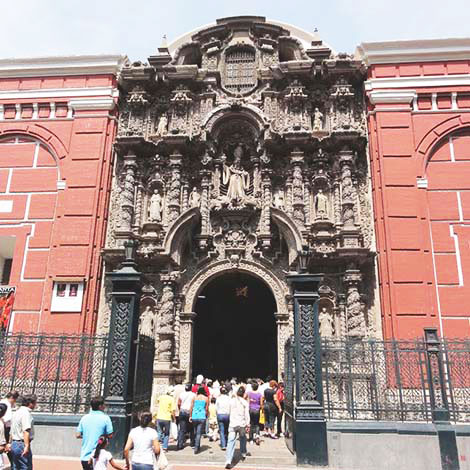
[155, 374, 286, 469]
[0, 374, 285, 470]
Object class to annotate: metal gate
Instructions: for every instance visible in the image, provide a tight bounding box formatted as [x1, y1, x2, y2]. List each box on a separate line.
[284, 335, 296, 454]
[132, 333, 155, 422]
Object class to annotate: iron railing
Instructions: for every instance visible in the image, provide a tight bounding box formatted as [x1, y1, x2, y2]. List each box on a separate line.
[322, 337, 470, 423]
[0, 333, 109, 414]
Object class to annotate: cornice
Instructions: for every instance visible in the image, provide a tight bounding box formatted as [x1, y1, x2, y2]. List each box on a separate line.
[357, 38, 470, 65]
[69, 97, 116, 111]
[0, 86, 119, 101]
[365, 74, 470, 90]
[368, 90, 417, 105]
[0, 54, 128, 78]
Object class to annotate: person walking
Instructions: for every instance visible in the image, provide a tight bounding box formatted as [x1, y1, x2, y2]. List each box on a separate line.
[0, 391, 19, 466]
[156, 387, 175, 452]
[215, 386, 230, 450]
[91, 435, 126, 470]
[0, 403, 8, 470]
[191, 375, 210, 397]
[10, 394, 37, 470]
[224, 386, 250, 470]
[276, 381, 285, 437]
[207, 398, 218, 442]
[124, 411, 160, 470]
[176, 384, 195, 450]
[247, 382, 262, 445]
[76, 396, 114, 470]
[189, 386, 209, 455]
[263, 381, 282, 439]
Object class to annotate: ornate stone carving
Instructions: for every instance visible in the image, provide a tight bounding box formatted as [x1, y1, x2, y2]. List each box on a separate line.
[344, 269, 366, 338]
[148, 190, 163, 222]
[139, 305, 155, 337]
[319, 307, 334, 337]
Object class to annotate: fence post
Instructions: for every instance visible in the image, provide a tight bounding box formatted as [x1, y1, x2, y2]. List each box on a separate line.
[287, 273, 328, 467]
[103, 240, 142, 457]
[424, 328, 460, 470]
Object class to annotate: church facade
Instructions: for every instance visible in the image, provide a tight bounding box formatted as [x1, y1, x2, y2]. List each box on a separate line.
[0, 16, 469, 394]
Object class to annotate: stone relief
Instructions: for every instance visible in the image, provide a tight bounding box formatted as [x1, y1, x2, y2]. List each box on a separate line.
[104, 17, 378, 386]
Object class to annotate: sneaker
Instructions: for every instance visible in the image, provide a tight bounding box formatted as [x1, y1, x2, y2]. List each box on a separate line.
[256, 438, 260, 446]
[225, 463, 232, 469]
[241, 453, 246, 460]
[221, 447, 227, 451]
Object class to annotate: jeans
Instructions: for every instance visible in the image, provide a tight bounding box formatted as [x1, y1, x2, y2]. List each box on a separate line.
[81, 461, 92, 470]
[264, 404, 277, 430]
[217, 414, 230, 448]
[249, 409, 260, 440]
[277, 402, 285, 435]
[191, 419, 206, 451]
[225, 426, 247, 465]
[131, 464, 154, 470]
[157, 419, 171, 450]
[177, 411, 194, 449]
[11, 441, 33, 470]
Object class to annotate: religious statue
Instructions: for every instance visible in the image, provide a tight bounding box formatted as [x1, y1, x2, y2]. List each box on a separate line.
[148, 190, 162, 222]
[223, 144, 250, 204]
[274, 191, 285, 211]
[314, 189, 329, 220]
[319, 307, 334, 337]
[189, 187, 201, 208]
[313, 107, 323, 132]
[156, 114, 168, 136]
[139, 306, 155, 337]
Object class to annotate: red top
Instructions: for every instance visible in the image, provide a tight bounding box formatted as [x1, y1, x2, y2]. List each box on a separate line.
[192, 384, 210, 397]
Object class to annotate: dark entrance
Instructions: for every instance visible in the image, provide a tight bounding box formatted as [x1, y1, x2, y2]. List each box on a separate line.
[192, 272, 277, 380]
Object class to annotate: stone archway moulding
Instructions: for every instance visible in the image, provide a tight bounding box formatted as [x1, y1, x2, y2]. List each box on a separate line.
[182, 258, 289, 315]
[202, 104, 268, 134]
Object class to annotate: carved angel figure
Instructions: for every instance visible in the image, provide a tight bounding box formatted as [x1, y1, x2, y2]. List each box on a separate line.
[148, 190, 163, 222]
[319, 307, 334, 337]
[156, 114, 168, 136]
[223, 148, 250, 203]
[139, 306, 155, 337]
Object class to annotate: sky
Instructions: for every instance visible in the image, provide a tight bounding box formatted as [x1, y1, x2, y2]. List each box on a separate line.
[3, 0, 470, 60]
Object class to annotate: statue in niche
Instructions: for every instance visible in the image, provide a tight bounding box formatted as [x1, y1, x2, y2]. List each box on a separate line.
[189, 187, 201, 208]
[313, 107, 324, 132]
[314, 189, 329, 220]
[156, 114, 168, 136]
[223, 144, 250, 204]
[148, 190, 163, 222]
[274, 191, 285, 211]
[319, 307, 334, 337]
[139, 306, 155, 337]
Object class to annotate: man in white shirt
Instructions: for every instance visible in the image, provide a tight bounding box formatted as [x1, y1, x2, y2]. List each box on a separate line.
[225, 386, 250, 469]
[176, 384, 196, 450]
[0, 391, 19, 467]
[10, 394, 37, 470]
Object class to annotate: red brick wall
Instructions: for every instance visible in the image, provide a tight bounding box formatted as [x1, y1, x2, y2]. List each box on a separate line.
[0, 74, 117, 334]
[367, 60, 470, 340]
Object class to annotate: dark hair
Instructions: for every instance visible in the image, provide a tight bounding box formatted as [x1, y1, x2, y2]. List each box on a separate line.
[252, 382, 259, 391]
[0, 403, 7, 418]
[91, 396, 105, 411]
[139, 411, 152, 428]
[22, 395, 37, 407]
[185, 383, 192, 392]
[237, 386, 245, 397]
[211, 397, 216, 404]
[220, 386, 227, 395]
[94, 435, 108, 459]
[197, 386, 207, 396]
[6, 391, 19, 400]
[265, 375, 273, 383]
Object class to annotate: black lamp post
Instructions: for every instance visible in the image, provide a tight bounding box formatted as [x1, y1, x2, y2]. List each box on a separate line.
[103, 239, 142, 456]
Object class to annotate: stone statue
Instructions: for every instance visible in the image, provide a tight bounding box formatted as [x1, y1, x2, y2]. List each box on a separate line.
[139, 306, 155, 337]
[189, 187, 201, 208]
[319, 307, 334, 337]
[313, 107, 323, 131]
[156, 114, 168, 136]
[314, 189, 329, 219]
[223, 145, 250, 203]
[148, 190, 162, 222]
[274, 191, 285, 210]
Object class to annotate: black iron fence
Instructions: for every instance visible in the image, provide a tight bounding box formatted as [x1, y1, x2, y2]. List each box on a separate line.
[322, 335, 470, 423]
[0, 333, 108, 414]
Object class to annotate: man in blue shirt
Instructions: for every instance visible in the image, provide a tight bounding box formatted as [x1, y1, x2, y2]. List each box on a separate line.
[76, 396, 113, 470]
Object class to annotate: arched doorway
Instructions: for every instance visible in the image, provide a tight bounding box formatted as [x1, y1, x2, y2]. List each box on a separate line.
[192, 272, 277, 380]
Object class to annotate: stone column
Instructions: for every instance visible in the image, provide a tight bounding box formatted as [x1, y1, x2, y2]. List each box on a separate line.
[343, 268, 366, 338]
[290, 149, 305, 227]
[259, 168, 272, 250]
[181, 180, 189, 213]
[167, 152, 182, 224]
[179, 312, 196, 381]
[196, 169, 211, 250]
[132, 171, 144, 234]
[275, 311, 291, 378]
[339, 149, 356, 229]
[117, 153, 137, 233]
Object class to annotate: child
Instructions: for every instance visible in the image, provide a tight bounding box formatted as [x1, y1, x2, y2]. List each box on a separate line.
[91, 435, 126, 470]
[208, 397, 218, 442]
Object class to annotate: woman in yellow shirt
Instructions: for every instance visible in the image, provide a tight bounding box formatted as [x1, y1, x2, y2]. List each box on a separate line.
[156, 387, 175, 451]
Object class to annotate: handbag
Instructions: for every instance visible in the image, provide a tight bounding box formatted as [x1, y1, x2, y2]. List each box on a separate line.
[153, 449, 169, 470]
[259, 407, 265, 425]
